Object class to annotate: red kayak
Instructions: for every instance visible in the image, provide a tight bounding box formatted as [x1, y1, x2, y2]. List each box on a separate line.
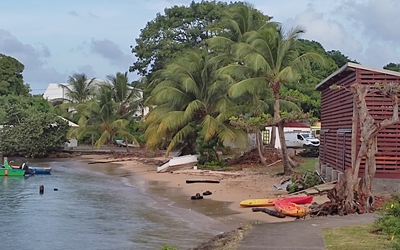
[275, 199, 307, 217]
[281, 195, 313, 205]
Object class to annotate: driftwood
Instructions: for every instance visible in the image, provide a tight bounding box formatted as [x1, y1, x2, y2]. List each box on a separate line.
[186, 179, 220, 184]
[308, 169, 373, 217]
[252, 207, 286, 218]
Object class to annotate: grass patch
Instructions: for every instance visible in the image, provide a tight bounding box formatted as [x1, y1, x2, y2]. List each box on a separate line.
[294, 157, 318, 173]
[323, 224, 391, 250]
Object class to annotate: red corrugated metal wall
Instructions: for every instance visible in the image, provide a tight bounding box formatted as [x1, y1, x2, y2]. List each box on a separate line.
[320, 68, 400, 178]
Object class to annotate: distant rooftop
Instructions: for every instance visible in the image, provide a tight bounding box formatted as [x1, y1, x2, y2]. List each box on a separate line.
[42, 79, 105, 101]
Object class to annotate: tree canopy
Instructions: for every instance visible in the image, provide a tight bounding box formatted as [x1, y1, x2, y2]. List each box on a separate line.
[130, 1, 269, 78]
[0, 54, 30, 96]
[0, 95, 69, 158]
[384, 63, 400, 72]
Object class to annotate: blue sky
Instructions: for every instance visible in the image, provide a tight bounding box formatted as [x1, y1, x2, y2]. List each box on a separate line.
[1, 0, 399, 94]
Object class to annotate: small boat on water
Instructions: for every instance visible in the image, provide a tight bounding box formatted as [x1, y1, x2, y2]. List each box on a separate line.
[11, 162, 52, 175]
[0, 160, 25, 176]
[30, 166, 52, 175]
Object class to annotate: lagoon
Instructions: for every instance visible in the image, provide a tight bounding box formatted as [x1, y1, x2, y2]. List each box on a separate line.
[0, 158, 230, 250]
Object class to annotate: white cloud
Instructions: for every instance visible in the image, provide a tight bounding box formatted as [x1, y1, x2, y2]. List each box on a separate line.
[0, 29, 67, 93]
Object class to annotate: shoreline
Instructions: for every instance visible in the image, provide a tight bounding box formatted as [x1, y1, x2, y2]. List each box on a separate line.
[78, 154, 330, 225]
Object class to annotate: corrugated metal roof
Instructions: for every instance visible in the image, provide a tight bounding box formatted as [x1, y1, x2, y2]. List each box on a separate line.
[315, 62, 400, 91]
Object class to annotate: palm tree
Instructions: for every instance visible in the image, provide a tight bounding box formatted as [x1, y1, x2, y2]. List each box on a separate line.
[70, 85, 138, 151]
[60, 73, 96, 103]
[144, 50, 248, 156]
[220, 26, 324, 174]
[105, 72, 142, 119]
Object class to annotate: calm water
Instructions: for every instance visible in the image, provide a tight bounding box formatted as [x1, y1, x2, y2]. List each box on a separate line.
[0, 159, 233, 250]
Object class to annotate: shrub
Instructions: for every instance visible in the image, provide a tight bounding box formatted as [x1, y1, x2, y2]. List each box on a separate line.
[374, 194, 400, 249]
[161, 246, 178, 250]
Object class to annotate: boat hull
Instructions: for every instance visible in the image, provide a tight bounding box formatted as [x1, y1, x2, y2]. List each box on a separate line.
[31, 167, 52, 175]
[157, 155, 199, 173]
[0, 168, 25, 176]
[240, 196, 313, 207]
[12, 165, 52, 175]
[274, 200, 307, 217]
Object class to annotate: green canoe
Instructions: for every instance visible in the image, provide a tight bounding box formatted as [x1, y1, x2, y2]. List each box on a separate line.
[0, 168, 25, 176]
[0, 159, 25, 176]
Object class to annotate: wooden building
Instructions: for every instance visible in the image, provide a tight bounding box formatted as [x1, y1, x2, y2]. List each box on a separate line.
[316, 62, 400, 179]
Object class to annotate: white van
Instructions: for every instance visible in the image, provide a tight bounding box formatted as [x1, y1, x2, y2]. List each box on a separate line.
[285, 132, 320, 148]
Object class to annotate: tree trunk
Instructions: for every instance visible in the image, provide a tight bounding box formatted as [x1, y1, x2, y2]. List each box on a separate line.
[273, 87, 292, 174]
[358, 137, 377, 211]
[125, 135, 129, 152]
[268, 126, 277, 148]
[277, 122, 292, 175]
[255, 129, 267, 165]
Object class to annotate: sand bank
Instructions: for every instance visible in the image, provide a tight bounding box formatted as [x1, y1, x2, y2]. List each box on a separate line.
[79, 154, 329, 225]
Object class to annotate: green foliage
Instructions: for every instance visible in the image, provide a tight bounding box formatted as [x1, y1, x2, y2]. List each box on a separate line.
[0, 54, 30, 96]
[127, 121, 146, 145]
[0, 114, 69, 158]
[375, 194, 400, 248]
[196, 134, 222, 165]
[161, 246, 178, 250]
[326, 50, 359, 68]
[131, 1, 229, 76]
[287, 170, 324, 193]
[384, 63, 400, 72]
[61, 73, 96, 103]
[0, 95, 54, 125]
[144, 50, 248, 156]
[105, 71, 143, 119]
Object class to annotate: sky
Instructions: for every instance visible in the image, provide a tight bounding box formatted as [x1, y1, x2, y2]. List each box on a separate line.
[1, 0, 399, 94]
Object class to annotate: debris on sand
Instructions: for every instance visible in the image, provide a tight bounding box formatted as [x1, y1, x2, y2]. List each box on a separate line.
[188, 224, 252, 250]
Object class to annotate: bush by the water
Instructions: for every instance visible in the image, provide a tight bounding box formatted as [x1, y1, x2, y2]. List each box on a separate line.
[375, 194, 400, 249]
[161, 246, 178, 250]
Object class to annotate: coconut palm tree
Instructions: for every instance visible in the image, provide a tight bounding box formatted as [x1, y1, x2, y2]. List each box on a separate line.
[105, 72, 142, 119]
[60, 73, 96, 103]
[220, 26, 324, 174]
[144, 50, 248, 156]
[70, 85, 138, 151]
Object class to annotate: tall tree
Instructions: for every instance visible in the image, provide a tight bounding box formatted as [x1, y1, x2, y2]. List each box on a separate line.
[130, 2, 269, 79]
[383, 62, 400, 72]
[60, 73, 96, 103]
[0, 54, 30, 96]
[70, 85, 138, 150]
[0, 114, 69, 158]
[208, 3, 277, 160]
[326, 50, 359, 68]
[0, 95, 54, 125]
[144, 50, 248, 156]
[105, 72, 142, 119]
[219, 26, 324, 174]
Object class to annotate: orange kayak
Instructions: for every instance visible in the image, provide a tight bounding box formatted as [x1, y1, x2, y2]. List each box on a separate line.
[274, 199, 307, 217]
[240, 196, 313, 207]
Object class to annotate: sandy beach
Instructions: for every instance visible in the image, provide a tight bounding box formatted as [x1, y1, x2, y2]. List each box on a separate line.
[79, 153, 330, 226]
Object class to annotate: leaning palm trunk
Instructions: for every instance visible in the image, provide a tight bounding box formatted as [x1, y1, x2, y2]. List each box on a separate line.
[273, 90, 293, 174]
[125, 135, 129, 152]
[277, 122, 292, 174]
[268, 126, 277, 148]
[255, 129, 267, 165]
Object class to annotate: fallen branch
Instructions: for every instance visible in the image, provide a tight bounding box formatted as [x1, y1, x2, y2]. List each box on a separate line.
[266, 160, 282, 167]
[252, 207, 286, 218]
[186, 179, 220, 184]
